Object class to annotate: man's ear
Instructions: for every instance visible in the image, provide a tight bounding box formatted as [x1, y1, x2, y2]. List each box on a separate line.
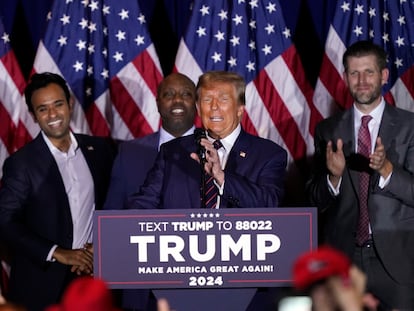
[381, 68, 389, 86]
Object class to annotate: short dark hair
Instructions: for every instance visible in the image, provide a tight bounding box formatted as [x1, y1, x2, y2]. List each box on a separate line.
[342, 40, 387, 72]
[196, 71, 246, 105]
[25, 72, 71, 113]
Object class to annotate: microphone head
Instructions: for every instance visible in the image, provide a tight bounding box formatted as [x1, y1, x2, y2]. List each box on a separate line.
[194, 127, 207, 143]
[194, 128, 207, 164]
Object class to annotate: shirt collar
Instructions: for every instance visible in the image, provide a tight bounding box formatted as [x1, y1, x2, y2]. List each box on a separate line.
[41, 131, 78, 156]
[353, 97, 385, 125]
[159, 125, 195, 149]
[207, 124, 241, 151]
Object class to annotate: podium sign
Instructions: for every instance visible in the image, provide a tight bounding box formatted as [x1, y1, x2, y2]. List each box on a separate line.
[94, 208, 316, 289]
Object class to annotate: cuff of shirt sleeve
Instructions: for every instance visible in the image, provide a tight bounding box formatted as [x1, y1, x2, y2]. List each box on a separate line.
[327, 174, 341, 196]
[47, 245, 58, 262]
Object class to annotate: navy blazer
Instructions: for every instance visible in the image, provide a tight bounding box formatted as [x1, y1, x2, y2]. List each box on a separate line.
[0, 133, 114, 311]
[129, 129, 287, 209]
[308, 104, 414, 285]
[104, 132, 160, 210]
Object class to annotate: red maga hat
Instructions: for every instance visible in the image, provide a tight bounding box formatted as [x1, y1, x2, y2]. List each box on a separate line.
[292, 245, 351, 290]
[45, 276, 121, 311]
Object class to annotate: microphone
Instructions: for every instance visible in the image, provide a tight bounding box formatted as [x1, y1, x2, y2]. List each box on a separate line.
[194, 128, 207, 208]
[194, 128, 207, 165]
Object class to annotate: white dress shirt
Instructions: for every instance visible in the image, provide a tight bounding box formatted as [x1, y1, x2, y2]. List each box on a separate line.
[42, 132, 94, 260]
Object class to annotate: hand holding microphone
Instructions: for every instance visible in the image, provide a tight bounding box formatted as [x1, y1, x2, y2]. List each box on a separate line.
[191, 128, 225, 186]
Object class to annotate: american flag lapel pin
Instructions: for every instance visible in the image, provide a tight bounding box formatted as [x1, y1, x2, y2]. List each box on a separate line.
[239, 151, 246, 158]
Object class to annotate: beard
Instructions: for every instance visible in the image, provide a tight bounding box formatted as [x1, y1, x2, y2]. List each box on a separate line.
[350, 84, 382, 106]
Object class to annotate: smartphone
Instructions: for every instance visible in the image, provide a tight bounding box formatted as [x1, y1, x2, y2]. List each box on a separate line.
[278, 296, 312, 311]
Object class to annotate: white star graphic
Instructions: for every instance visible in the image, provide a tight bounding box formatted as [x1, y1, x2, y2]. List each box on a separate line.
[354, 4, 364, 15]
[73, 61, 83, 72]
[200, 5, 210, 16]
[341, 1, 350, 12]
[1, 32, 10, 44]
[246, 61, 255, 72]
[115, 30, 126, 41]
[227, 57, 237, 67]
[57, 35, 67, 46]
[230, 35, 240, 46]
[76, 40, 87, 51]
[119, 9, 129, 20]
[282, 27, 291, 38]
[102, 5, 110, 15]
[395, 36, 405, 47]
[394, 58, 403, 68]
[196, 26, 207, 37]
[266, 2, 277, 13]
[113, 51, 124, 62]
[79, 18, 88, 29]
[138, 13, 146, 24]
[233, 14, 243, 25]
[60, 14, 70, 25]
[134, 35, 145, 45]
[262, 44, 272, 55]
[211, 52, 222, 63]
[218, 9, 228, 20]
[265, 23, 275, 34]
[248, 40, 256, 50]
[101, 68, 109, 79]
[353, 25, 363, 36]
[89, 0, 99, 11]
[215, 31, 225, 42]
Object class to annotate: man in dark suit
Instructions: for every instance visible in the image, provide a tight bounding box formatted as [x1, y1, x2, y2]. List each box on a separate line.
[129, 71, 287, 210]
[307, 40, 414, 309]
[127, 71, 287, 311]
[104, 72, 196, 211]
[0, 72, 114, 311]
[103, 72, 196, 311]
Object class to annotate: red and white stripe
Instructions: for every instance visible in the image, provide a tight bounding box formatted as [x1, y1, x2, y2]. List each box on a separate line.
[33, 41, 163, 141]
[175, 40, 319, 163]
[0, 49, 38, 178]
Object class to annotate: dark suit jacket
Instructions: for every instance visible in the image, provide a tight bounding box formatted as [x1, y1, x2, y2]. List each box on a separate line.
[308, 104, 414, 285]
[104, 132, 160, 210]
[128, 129, 287, 209]
[0, 133, 114, 311]
[103, 132, 160, 311]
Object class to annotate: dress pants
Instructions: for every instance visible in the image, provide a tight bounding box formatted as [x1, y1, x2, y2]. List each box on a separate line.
[353, 240, 414, 310]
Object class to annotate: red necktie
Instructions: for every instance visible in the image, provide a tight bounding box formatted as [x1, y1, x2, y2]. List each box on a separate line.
[204, 140, 223, 209]
[356, 115, 372, 246]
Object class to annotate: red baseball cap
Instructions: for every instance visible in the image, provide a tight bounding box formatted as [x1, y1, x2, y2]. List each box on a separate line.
[292, 245, 351, 290]
[45, 276, 121, 311]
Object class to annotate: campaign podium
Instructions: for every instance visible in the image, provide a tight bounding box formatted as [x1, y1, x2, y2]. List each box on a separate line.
[94, 207, 317, 310]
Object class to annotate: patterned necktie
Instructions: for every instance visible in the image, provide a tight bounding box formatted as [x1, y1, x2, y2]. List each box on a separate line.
[204, 140, 223, 209]
[356, 115, 372, 246]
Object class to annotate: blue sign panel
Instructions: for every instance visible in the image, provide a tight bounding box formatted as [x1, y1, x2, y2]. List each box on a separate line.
[94, 208, 317, 289]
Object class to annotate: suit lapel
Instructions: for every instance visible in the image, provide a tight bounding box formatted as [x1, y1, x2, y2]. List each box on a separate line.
[224, 130, 249, 172]
[378, 104, 398, 152]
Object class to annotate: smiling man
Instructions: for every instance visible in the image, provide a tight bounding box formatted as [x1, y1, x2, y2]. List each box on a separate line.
[0, 72, 114, 311]
[307, 40, 414, 309]
[128, 71, 287, 210]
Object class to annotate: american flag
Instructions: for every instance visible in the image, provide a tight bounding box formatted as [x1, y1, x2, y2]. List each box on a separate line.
[0, 18, 38, 179]
[314, 0, 414, 118]
[174, 0, 322, 164]
[33, 0, 163, 140]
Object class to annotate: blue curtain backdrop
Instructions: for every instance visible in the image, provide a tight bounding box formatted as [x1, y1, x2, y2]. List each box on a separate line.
[0, 0, 335, 84]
